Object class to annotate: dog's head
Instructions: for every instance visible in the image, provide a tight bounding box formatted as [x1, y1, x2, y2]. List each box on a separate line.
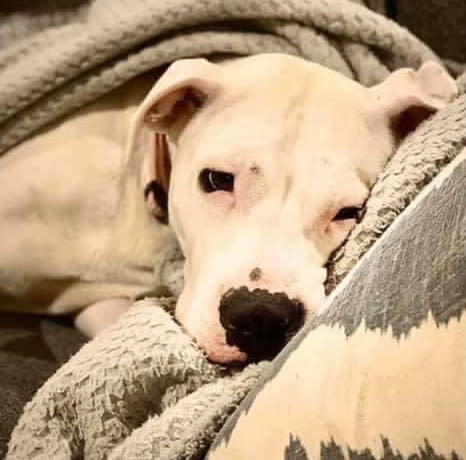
[130, 54, 456, 364]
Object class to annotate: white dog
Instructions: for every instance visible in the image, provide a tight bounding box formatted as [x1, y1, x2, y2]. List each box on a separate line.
[0, 54, 457, 364]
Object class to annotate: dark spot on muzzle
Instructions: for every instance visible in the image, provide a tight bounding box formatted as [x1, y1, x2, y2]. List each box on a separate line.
[249, 267, 262, 282]
[219, 287, 305, 362]
[250, 162, 261, 174]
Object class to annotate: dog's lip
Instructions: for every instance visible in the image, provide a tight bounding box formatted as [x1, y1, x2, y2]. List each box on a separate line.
[204, 343, 248, 365]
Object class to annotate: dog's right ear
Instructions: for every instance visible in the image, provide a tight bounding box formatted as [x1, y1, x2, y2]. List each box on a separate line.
[139, 58, 221, 139]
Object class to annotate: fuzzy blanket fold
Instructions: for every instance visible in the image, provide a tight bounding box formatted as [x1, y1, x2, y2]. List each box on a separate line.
[7, 298, 266, 460]
[3, 0, 466, 458]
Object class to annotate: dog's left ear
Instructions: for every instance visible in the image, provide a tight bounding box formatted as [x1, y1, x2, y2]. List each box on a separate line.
[128, 58, 221, 224]
[371, 61, 458, 140]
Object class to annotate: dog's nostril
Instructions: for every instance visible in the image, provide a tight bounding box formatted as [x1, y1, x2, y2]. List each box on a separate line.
[219, 287, 304, 362]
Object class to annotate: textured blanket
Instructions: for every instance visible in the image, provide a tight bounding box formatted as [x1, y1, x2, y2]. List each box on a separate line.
[3, 0, 466, 458]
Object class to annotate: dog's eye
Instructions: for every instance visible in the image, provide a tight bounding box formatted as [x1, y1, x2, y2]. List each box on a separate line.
[199, 169, 234, 193]
[333, 206, 362, 221]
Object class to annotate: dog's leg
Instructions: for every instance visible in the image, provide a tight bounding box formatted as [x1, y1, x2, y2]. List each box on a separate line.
[74, 298, 132, 338]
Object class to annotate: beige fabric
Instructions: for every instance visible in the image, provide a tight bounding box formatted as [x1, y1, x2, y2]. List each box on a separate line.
[210, 316, 466, 459]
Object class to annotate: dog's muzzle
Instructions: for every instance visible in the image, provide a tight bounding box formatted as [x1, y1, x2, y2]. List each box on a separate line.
[219, 287, 305, 362]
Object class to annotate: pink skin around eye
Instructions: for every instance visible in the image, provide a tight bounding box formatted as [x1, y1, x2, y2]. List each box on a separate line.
[329, 217, 357, 233]
[326, 213, 359, 249]
[204, 189, 236, 216]
[320, 205, 359, 240]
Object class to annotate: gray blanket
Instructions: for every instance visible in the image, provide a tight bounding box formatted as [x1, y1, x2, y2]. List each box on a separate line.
[3, 0, 465, 458]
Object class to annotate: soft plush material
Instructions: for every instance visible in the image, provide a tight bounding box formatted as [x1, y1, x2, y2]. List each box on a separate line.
[7, 298, 267, 460]
[2, 0, 465, 458]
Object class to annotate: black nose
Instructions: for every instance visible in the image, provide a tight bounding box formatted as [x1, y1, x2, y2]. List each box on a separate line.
[219, 287, 305, 362]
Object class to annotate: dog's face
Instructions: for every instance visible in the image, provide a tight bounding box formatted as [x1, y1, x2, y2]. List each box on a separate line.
[132, 54, 456, 364]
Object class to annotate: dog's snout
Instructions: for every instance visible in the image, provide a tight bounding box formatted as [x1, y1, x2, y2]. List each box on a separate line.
[219, 287, 304, 362]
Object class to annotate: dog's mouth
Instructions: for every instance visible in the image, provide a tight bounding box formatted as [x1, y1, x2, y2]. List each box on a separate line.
[205, 343, 248, 365]
[205, 316, 303, 365]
